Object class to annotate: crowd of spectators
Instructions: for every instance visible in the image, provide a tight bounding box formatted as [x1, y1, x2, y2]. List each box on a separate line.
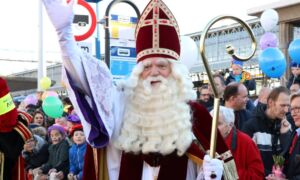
[14, 96, 86, 180]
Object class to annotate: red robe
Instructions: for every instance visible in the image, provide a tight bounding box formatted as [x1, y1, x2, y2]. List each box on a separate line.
[225, 128, 265, 180]
[0, 111, 32, 180]
[83, 101, 235, 179]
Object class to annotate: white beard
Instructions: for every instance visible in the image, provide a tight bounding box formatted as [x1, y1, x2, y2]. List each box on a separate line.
[115, 75, 194, 156]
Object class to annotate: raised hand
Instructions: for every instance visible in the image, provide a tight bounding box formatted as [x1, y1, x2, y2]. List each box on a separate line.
[42, 0, 76, 31]
[41, 0, 92, 97]
[280, 118, 291, 134]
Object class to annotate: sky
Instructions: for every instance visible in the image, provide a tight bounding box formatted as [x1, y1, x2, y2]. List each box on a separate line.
[0, 0, 280, 75]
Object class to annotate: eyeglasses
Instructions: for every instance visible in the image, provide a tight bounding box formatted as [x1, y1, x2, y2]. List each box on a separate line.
[291, 106, 300, 114]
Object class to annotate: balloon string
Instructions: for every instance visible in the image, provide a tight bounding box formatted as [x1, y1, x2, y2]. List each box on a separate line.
[292, 75, 296, 85]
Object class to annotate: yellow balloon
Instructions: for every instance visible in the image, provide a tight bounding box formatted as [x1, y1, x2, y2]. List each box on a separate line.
[40, 77, 51, 90]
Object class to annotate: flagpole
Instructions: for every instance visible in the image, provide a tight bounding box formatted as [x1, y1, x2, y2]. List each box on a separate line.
[38, 0, 46, 91]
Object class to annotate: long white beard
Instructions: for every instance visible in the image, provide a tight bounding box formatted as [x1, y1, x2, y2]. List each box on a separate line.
[115, 75, 193, 156]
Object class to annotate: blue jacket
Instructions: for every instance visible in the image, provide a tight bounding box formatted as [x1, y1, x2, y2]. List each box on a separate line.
[69, 142, 87, 180]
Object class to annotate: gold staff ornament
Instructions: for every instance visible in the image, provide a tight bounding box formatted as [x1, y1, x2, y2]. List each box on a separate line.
[199, 15, 257, 158]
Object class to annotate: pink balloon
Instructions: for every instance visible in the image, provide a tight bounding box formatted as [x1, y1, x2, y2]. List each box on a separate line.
[42, 91, 59, 100]
[259, 32, 278, 50]
[24, 94, 38, 106]
[46, 91, 59, 97]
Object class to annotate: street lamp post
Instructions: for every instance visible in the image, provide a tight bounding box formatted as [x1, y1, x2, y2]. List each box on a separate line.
[38, 0, 46, 91]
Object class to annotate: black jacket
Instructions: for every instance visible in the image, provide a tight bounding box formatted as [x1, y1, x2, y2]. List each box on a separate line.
[41, 139, 70, 178]
[23, 143, 49, 171]
[234, 109, 252, 130]
[287, 74, 300, 89]
[0, 130, 26, 180]
[242, 104, 291, 176]
[197, 97, 214, 110]
[284, 130, 300, 179]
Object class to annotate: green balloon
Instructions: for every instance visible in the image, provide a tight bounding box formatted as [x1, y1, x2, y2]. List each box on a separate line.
[42, 96, 63, 118]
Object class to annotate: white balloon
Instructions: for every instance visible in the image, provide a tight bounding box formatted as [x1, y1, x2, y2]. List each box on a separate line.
[180, 36, 199, 71]
[260, 9, 279, 32]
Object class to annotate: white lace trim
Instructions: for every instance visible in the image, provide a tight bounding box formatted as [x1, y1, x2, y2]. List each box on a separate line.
[79, 52, 115, 138]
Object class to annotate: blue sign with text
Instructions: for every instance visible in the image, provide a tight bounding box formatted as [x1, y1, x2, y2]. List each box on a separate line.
[110, 46, 136, 79]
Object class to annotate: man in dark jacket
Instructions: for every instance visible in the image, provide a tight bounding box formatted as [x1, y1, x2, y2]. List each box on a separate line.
[224, 83, 252, 130]
[281, 92, 300, 179]
[197, 85, 213, 109]
[242, 86, 292, 176]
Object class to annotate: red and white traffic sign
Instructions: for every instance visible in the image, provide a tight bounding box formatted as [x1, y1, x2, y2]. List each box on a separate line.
[72, 0, 97, 41]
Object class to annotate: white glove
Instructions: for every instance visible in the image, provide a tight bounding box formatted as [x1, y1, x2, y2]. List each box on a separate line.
[42, 0, 76, 31]
[203, 155, 224, 180]
[41, 0, 79, 56]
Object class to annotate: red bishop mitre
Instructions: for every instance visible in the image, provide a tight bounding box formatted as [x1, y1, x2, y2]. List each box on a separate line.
[135, 0, 180, 63]
[0, 77, 18, 132]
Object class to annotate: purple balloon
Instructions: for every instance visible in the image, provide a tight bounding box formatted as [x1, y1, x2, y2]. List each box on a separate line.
[259, 32, 278, 50]
[24, 94, 38, 106]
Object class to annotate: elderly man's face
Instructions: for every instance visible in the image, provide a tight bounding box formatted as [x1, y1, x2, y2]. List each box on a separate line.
[217, 114, 231, 138]
[140, 58, 172, 83]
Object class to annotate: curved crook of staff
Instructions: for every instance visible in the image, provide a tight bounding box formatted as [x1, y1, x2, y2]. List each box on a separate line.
[199, 15, 257, 158]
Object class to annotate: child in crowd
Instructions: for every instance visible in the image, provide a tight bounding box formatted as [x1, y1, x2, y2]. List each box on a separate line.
[287, 61, 300, 88]
[22, 135, 49, 179]
[29, 124, 48, 140]
[32, 110, 46, 127]
[67, 124, 87, 180]
[33, 125, 69, 180]
[66, 114, 81, 133]
[55, 115, 68, 131]
[225, 59, 256, 91]
[26, 104, 38, 116]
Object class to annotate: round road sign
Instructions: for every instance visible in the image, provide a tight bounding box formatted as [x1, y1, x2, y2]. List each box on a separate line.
[72, 0, 97, 41]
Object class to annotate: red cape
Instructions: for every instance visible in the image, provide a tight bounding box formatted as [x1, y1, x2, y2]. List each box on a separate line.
[225, 128, 265, 179]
